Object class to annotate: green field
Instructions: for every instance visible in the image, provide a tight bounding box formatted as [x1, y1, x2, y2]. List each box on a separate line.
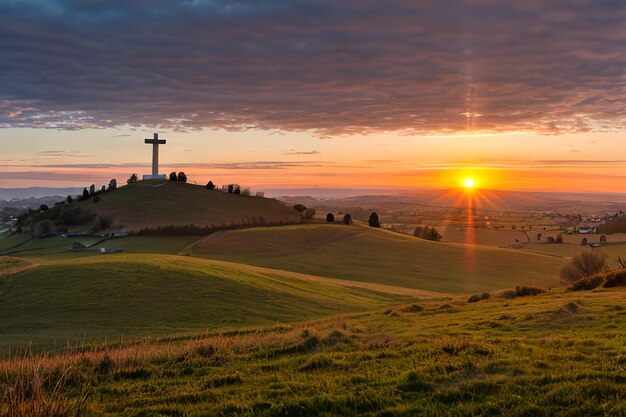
[71, 180, 301, 231]
[3, 285, 625, 416]
[189, 224, 563, 293]
[0, 255, 411, 349]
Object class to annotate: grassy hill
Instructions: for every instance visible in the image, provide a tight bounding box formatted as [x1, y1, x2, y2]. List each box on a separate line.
[0, 254, 412, 349]
[3, 284, 625, 416]
[188, 223, 563, 294]
[21, 180, 301, 233]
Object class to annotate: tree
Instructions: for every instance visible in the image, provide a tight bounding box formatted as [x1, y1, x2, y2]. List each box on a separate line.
[127, 173, 138, 184]
[326, 213, 335, 222]
[293, 204, 308, 213]
[169, 172, 178, 181]
[368, 212, 380, 228]
[177, 172, 187, 182]
[560, 248, 608, 282]
[343, 213, 352, 224]
[206, 181, 215, 190]
[39, 204, 48, 211]
[414, 226, 442, 241]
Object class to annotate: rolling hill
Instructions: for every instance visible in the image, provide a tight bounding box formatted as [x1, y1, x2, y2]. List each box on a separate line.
[0, 254, 412, 349]
[188, 223, 563, 293]
[23, 180, 301, 233]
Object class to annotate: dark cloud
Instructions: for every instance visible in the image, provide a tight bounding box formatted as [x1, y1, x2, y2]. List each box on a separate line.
[1, 0, 624, 135]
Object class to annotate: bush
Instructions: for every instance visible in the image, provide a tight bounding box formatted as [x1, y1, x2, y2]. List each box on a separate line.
[326, 213, 335, 222]
[568, 274, 605, 291]
[368, 212, 380, 228]
[515, 286, 545, 297]
[603, 269, 626, 288]
[414, 226, 442, 241]
[560, 248, 609, 282]
[33, 220, 54, 236]
[468, 292, 490, 303]
[293, 204, 307, 213]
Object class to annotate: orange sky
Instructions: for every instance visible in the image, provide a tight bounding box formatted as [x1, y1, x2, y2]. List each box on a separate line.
[1, 127, 625, 193]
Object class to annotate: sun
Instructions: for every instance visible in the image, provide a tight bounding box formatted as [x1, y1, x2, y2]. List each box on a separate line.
[463, 178, 476, 189]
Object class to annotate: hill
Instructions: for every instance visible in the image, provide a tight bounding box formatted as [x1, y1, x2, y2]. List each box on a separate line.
[0, 254, 412, 348]
[20, 180, 301, 233]
[188, 223, 563, 294]
[4, 284, 625, 416]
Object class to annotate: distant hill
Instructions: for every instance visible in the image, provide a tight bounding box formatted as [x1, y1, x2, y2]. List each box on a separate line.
[21, 180, 301, 233]
[0, 187, 81, 200]
[188, 223, 562, 294]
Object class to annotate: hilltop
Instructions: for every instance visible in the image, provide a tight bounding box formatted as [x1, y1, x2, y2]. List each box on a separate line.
[188, 223, 562, 294]
[18, 180, 301, 234]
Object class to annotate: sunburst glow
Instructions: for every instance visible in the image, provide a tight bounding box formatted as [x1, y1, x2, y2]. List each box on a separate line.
[463, 178, 476, 189]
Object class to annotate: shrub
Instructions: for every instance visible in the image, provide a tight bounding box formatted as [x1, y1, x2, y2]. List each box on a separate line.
[326, 213, 335, 222]
[560, 248, 609, 283]
[515, 286, 545, 297]
[414, 226, 442, 241]
[33, 220, 54, 236]
[603, 269, 626, 288]
[369, 212, 380, 228]
[569, 274, 605, 291]
[293, 204, 307, 213]
[468, 292, 490, 303]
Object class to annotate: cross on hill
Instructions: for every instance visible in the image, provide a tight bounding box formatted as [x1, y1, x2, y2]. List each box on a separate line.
[143, 133, 166, 180]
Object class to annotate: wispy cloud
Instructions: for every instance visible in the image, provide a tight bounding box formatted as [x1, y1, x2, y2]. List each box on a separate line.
[0, 1, 624, 135]
[283, 150, 321, 155]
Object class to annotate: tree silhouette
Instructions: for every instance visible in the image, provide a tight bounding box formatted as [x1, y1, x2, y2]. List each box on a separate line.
[369, 212, 380, 228]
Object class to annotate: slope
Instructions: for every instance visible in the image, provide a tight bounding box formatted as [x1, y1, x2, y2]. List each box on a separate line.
[188, 223, 563, 293]
[0, 254, 411, 349]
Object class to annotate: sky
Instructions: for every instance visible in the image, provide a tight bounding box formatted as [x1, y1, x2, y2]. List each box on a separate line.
[1, 0, 625, 192]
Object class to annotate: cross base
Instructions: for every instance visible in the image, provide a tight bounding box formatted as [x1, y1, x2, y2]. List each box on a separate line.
[143, 174, 167, 180]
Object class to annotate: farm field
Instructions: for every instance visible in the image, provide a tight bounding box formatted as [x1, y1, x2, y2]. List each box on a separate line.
[3, 284, 625, 416]
[188, 224, 563, 294]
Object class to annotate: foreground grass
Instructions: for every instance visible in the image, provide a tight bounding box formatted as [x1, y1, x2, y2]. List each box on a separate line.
[189, 224, 563, 293]
[2, 287, 625, 416]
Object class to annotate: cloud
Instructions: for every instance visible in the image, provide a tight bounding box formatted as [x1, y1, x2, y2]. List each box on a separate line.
[283, 150, 321, 155]
[0, 0, 624, 136]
